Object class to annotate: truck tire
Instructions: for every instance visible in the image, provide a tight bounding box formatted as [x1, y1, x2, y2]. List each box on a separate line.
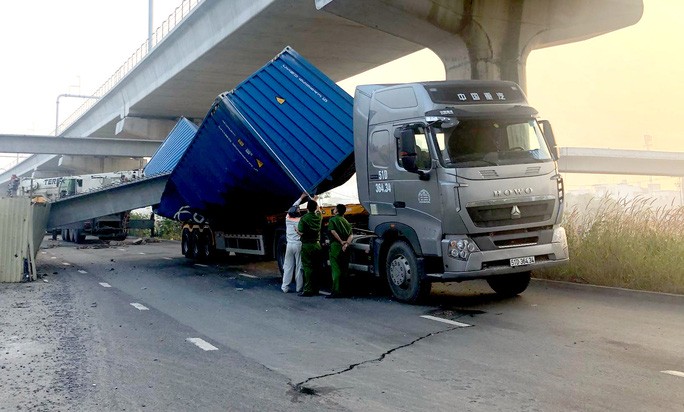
[61, 230, 67, 241]
[75, 229, 86, 244]
[191, 230, 202, 260]
[51, 230, 58, 241]
[385, 241, 431, 303]
[181, 229, 192, 258]
[197, 230, 214, 261]
[487, 271, 531, 297]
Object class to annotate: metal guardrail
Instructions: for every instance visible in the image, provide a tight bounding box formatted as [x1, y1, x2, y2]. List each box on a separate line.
[57, 0, 203, 135]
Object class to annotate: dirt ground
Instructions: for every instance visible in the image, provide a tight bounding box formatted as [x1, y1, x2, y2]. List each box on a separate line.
[0, 258, 94, 411]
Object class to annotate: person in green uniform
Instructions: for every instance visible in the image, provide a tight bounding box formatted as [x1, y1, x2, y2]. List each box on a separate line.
[296, 198, 322, 297]
[327, 204, 353, 298]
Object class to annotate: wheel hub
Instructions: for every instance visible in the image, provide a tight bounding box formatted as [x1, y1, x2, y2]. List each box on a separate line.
[389, 256, 411, 287]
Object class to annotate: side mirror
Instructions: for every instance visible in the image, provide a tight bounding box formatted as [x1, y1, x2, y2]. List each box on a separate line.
[395, 128, 418, 172]
[539, 120, 559, 160]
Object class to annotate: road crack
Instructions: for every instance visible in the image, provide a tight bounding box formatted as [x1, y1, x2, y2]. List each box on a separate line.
[292, 320, 470, 394]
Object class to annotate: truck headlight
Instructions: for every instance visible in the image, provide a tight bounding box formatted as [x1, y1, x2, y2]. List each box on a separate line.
[448, 238, 479, 260]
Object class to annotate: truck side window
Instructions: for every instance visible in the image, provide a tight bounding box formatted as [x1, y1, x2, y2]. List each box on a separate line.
[397, 129, 431, 170]
[370, 130, 391, 168]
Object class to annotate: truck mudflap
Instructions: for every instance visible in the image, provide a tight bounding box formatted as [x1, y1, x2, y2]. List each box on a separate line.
[430, 227, 569, 281]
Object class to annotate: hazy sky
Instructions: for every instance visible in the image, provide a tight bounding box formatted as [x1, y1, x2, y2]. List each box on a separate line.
[1, 0, 681, 192]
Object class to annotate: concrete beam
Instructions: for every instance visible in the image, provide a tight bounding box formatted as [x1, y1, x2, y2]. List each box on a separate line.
[558, 147, 684, 177]
[48, 174, 169, 228]
[115, 117, 178, 139]
[57, 156, 147, 176]
[317, 0, 643, 89]
[0, 134, 162, 157]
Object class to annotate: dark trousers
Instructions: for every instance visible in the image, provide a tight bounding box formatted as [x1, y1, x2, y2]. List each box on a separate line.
[329, 242, 349, 294]
[301, 242, 322, 294]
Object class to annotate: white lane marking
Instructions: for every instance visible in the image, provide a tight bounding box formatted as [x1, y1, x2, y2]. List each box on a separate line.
[194, 263, 208, 268]
[99, 282, 112, 288]
[239, 273, 257, 279]
[186, 338, 218, 351]
[420, 315, 472, 328]
[118, 248, 126, 251]
[319, 291, 331, 296]
[662, 370, 684, 378]
[41, 251, 47, 254]
[50, 256, 57, 259]
[78, 270, 87, 274]
[138, 252, 146, 255]
[62, 262, 71, 266]
[130, 303, 149, 311]
[163, 257, 173, 260]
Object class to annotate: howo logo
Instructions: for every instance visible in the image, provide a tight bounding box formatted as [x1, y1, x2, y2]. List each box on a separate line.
[493, 188, 533, 197]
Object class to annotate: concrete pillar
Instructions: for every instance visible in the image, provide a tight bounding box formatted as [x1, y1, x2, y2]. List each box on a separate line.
[317, 0, 643, 90]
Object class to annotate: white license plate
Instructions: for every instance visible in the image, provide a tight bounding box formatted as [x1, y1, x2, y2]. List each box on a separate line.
[510, 256, 535, 267]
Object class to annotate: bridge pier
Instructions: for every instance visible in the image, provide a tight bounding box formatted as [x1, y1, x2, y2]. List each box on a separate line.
[317, 0, 643, 89]
[115, 116, 178, 140]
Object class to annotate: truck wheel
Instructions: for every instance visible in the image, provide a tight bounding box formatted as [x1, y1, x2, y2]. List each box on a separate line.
[191, 230, 202, 260]
[385, 241, 430, 303]
[75, 230, 86, 244]
[51, 230, 58, 241]
[487, 271, 531, 297]
[181, 229, 193, 258]
[197, 230, 214, 261]
[61, 230, 67, 241]
[275, 233, 287, 276]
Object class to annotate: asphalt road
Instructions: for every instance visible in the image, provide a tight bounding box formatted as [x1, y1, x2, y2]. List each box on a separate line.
[1, 237, 683, 411]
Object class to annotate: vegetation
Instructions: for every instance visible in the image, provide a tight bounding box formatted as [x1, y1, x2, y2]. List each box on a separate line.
[126, 212, 182, 240]
[535, 195, 684, 295]
[154, 216, 183, 240]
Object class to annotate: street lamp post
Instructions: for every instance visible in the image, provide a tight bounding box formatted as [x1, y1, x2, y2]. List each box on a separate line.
[54, 93, 100, 136]
[148, 0, 154, 51]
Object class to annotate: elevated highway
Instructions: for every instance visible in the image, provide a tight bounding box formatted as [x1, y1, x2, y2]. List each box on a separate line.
[0, 0, 643, 182]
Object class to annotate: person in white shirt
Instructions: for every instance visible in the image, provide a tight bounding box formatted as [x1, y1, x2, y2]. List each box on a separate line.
[281, 193, 309, 293]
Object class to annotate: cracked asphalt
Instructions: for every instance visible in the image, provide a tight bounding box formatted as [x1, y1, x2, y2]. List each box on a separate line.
[1, 237, 683, 411]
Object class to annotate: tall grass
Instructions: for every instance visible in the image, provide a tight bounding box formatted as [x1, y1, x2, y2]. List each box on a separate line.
[535, 195, 684, 295]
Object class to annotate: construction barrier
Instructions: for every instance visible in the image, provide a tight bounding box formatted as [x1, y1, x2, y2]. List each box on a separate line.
[0, 197, 50, 282]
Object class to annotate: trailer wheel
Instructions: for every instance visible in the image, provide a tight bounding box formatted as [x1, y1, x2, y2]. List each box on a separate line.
[181, 229, 192, 258]
[51, 230, 58, 241]
[191, 230, 202, 260]
[61, 230, 67, 241]
[487, 272, 531, 297]
[197, 230, 214, 261]
[385, 241, 430, 303]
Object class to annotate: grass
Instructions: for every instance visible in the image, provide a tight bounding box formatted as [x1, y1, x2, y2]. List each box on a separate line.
[535, 195, 684, 295]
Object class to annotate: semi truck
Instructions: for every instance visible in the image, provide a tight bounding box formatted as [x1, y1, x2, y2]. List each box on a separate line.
[153, 47, 569, 302]
[19, 170, 146, 243]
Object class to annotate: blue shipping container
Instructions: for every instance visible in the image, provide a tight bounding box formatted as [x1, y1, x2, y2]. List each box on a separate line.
[143, 117, 198, 176]
[156, 47, 354, 226]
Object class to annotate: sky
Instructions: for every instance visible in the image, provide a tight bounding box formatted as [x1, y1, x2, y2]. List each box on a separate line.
[1, 0, 682, 195]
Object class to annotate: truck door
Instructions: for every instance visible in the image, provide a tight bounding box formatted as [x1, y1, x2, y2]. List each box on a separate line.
[391, 126, 442, 256]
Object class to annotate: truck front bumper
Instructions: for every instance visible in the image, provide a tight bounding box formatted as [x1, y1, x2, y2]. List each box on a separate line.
[428, 227, 569, 281]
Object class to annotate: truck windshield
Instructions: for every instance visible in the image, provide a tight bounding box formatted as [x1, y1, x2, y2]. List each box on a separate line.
[434, 118, 552, 167]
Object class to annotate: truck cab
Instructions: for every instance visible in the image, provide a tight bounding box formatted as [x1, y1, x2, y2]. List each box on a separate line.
[353, 81, 569, 302]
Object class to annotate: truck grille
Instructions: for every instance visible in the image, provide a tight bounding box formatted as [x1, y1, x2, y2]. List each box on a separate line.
[467, 200, 555, 228]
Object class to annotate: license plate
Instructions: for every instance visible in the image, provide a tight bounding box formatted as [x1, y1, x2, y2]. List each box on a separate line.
[510, 256, 535, 267]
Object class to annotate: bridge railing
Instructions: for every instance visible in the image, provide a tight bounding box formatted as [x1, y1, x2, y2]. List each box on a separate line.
[58, 0, 203, 135]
